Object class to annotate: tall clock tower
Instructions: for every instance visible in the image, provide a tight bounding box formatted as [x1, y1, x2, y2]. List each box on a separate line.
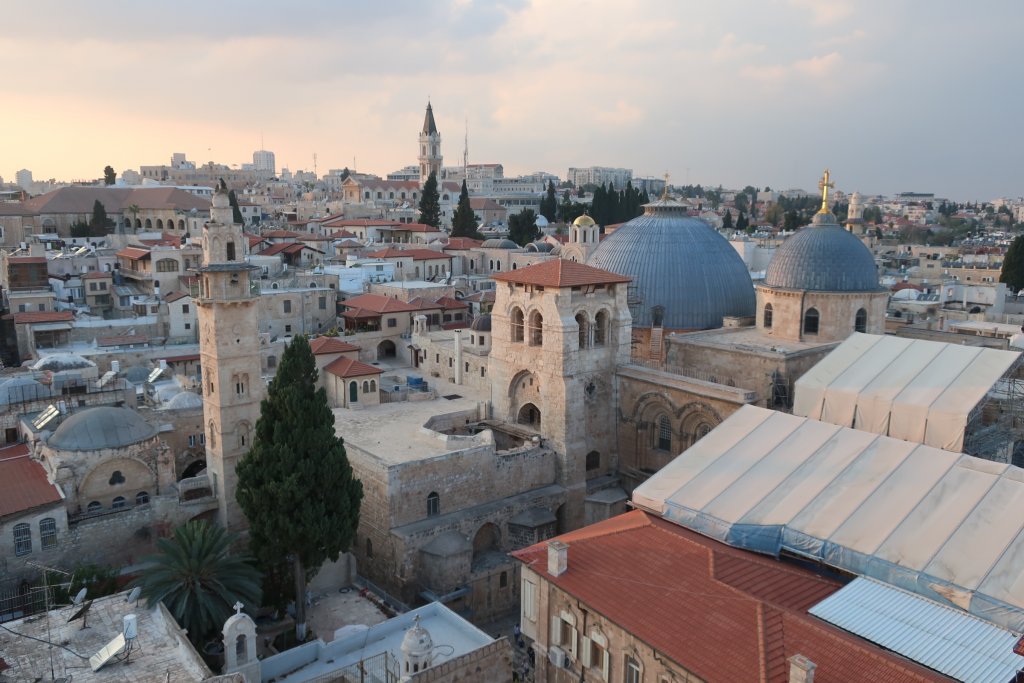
[196, 188, 263, 531]
[418, 101, 442, 185]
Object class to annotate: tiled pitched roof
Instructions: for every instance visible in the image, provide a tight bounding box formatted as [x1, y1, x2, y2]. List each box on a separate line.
[444, 237, 484, 250]
[8, 256, 46, 264]
[0, 443, 62, 518]
[323, 356, 383, 379]
[160, 353, 200, 363]
[491, 259, 631, 287]
[244, 233, 266, 248]
[81, 271, 112, 280]
[263, 229, 302, 239]
[366, 248, 451, 261]
[309, 337, 361, 355]
[164, 291, 189, 303]
[340, 294, 421, 314]
[260, 242, 317, 257]
[512, 511, 945, 683]
[116, 247, 151, 260]
[12, 310, 74, 324]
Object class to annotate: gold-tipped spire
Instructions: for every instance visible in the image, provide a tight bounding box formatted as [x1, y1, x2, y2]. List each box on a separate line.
[817, 169, 835, 214]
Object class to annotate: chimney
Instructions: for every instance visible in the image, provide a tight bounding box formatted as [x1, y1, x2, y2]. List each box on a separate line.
[788, 654, 816, 683]
[547, 540, 568, 577]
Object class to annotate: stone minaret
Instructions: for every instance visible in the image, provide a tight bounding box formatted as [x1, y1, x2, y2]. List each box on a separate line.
[418, 102, 443, 185]
[196, 188, 263, 531]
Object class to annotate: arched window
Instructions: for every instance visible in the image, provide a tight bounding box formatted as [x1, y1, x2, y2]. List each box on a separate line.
[586, 451, 600, 471]
[136, 491, 150, 506]
[855, 308, 867, 333]
[528, 311, 543, 346]
[112, 496, 126, 509]
[236, 634, 248, 664]
[594, 310, 608, 346]
[365, 538, 373, 558]
[656, 415, 672, 452]
[13, 523, 31, 556]
[576, 312, 589, 349]
[511, 307, 525, 342]
[803, 308, 820, 335]
[362, 380, 370, 393]
[87, 501, 102, 513]
[349, 381, 359, 403]
[763, 303, 773, 329]
[370, 379, 376, 392]
[39, 518, 57, 550]
[156, 258, 179, 273]
[427, 492, 440, 517]
[267, 355, 277, 369]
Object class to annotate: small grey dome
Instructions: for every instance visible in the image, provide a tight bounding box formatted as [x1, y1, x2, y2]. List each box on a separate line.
[165, 391, 203, 409]
[32, 354, 95, 372]
[0, 377, 51, 406]
[470, 314, 492, 332]
[401, 616, 434, 659]
[526, 241, 553, 253]
[588, 198, 755, 329]
[763, 212, 881, 291]
[48, 406, 156, 451]
[122, 366, 152, 384]
[481, 238, 518, 249]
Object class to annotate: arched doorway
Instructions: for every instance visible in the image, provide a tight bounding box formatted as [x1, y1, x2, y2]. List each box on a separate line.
[377, 340, 396, 360]
[517, 403, 541, 428]
[349, 381, 359, 404]
[180, 459, 207, 480]
[471, 523, 502, 570]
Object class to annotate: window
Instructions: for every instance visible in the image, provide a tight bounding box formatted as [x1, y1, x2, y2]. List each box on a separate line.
[855, 307, 867, 333]
[285, 324, 292, 333]
[427, 492, 440, 517]
[499, 571, 508, 588]
[182, 304, 189, 314]
[804, 307, 820, 335]
[13, 523, 31, 556]
[226, 241, 236, 260]
[185, 323, 191, 330]
[576, 312, 589, 349]
[511, 307, 524, 342]
[365, 538, 373, 558]
[268, 356, 277, 369]
[188, 434, 197, 447]
[522, 577, 537, 621]
[625, 656, 642, 683]
[551, 612, 578, 659]
[156, 258, 179, 272]
[236, 634, 247, 664]
[594, 310, 608, 345]
[87, 501, 102, 513]
[387, 317, 397, 328]
[528, 310, 543, 346]
[40, 518, 57, 550]
[582, 632, 611, 681]
[136, 491, 150, 505]
[112, 496, 126, 509]
[319, 296, 326, 310]
[764, 303, 773, 329]
[586, 451, 601, 471]
[109, 470, 125, 485]
[657, 415, 672, 452]
[283, 299, 292, 313]
[362, 380, 370, 393]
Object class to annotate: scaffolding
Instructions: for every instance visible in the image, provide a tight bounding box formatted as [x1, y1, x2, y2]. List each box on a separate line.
[963, 357, 1024, 464]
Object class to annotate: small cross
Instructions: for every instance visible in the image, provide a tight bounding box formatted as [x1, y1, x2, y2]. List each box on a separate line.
[818, 169, 835, 214]
[234, 601, 244, 615]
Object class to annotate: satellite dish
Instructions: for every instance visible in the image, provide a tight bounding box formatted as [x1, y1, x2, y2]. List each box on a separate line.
[73, 587, 88, 606]
[126, 587, 141, 604]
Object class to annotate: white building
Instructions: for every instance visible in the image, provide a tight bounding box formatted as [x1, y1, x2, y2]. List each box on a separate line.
[253, 149, 276, 176]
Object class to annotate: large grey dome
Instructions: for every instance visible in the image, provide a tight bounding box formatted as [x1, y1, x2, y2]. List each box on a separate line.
[764, 212, 881, 291]
[587, 199, 755, 329]
[32, 354, 95, 372]
[481, 238, 518, 249]
[48, 406, 156, 451]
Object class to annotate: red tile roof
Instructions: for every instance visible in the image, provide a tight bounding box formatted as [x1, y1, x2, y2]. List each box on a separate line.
[245, 233, 266, 248]
[0, 443, 62, 518]
[323, 356, 383, 379]
[324, 218, 401, 228]
[340, 293, 421, 314]
[160, 353, 200, 363]
[309, 337, 361, 355]
[263, 229, 302, 239]
[116, 247, 151, 260]
[97, 334, 149, 347]
[380, 223, 441, 233]
[329, 229, 359, 239]
[366, 248, 452, 261]
[444, 237, 484, 250]
[492, 259, 631, 288]
[8, 256, 47, 264]
[164, 290, 189, 303]
[81, 271, 111, 280]
[434, 296, 468, 310]
[260, 242, 317, 257]
[12, 310, 74, 325]
[512, 511, 945, 683]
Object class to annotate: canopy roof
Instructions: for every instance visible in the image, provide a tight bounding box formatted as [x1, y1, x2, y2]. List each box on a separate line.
[632, 405, 1024, 631]
[793, 333, 1020, 452]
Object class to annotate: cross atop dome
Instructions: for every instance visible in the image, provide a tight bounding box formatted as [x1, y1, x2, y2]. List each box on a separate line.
[817, 168, 835, 215]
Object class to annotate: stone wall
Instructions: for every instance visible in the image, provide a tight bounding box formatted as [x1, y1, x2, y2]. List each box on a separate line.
[412, 637, 513, 682]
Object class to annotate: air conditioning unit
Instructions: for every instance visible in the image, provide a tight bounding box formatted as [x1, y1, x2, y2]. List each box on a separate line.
[547, 647, 566, 668]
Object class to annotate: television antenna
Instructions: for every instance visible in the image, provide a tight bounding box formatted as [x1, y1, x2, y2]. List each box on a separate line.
[26, 561, 74, 681]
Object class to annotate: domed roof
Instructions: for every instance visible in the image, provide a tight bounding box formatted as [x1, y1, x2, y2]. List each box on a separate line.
[481, 238, 518, 249]
[763, 212, 881, 292]
[573, 214, 596, 227]
[526, 241, 553, 253]
[470, 314, 492, 332]
[587, 198, 755, 329]
[0, 377, 51, 406]
[165, 391, 203, 409]
[401, 615, 434, 660]
[48, 406, 156, 451]
[32, 354, 95, 372]
[122, 366, 152, 384]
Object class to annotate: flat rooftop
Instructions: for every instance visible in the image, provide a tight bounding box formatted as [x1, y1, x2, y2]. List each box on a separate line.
[669, 325, 838, 355]
[333, 363, 491, 465]
[0, 590, 210, 682]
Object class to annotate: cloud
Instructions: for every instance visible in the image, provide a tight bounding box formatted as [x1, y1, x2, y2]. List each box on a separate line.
[711, 33, 766, 63]
[788, 0, 854, 26]
[594, 101, 645, 127]
[793, 51, 843, 78]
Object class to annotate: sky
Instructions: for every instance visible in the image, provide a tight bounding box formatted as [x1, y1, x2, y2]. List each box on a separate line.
[2, 0, 1021, 201]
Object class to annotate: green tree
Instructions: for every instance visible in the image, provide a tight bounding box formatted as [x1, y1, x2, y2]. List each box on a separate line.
[722, 209, 733, 230]
[131, 521, 261, 646]
[236, 335, 363, 641]
[737, 211, 749, 231]
[539, 180, 558, 222]
[91, 200, 109, 230]
[103, 165, 116, 185]
[764, 203, 784, 226]
[1000, 235, 1024, 291]
[508, 208, 540, 246]
[126, 204, 140, 230]
[228, 190, 245, 226]
[418, 172, 441, 228]
[450, 180, 481, 238]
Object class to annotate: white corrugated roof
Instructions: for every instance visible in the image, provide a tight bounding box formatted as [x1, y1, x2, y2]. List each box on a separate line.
[810, 577, 1024, 683]
[792, 333, 1019, 452]
[632, 405, 1024, 632]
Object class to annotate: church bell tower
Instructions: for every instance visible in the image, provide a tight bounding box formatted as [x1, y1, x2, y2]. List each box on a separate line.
[196, 188, 263, 531]
[418, 102, 443, 185]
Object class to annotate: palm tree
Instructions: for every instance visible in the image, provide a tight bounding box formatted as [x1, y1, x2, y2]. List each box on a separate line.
[131, 521, 261, 644]
[126, 204, 140, 233]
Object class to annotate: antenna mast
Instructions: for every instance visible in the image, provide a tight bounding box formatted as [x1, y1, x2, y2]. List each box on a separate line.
[463, 118, 469, 178]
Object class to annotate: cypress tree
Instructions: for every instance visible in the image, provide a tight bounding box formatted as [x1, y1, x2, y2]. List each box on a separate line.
[1001, 235, 1024, 292]
[508, 208, 540, 246]
[450, 180, 480, 238]
[228, 190, 244, 225]
[418, 172, 442, 228]
[723, 209, 734, 230]
[539, 180, 557, 222]
[236, 335, 363, 641]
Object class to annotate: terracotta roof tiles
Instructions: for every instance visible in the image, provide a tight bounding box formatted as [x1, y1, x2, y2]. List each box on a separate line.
[0, 443, 62, 518]
[12, 310, 74, 324]
[323, 356, 383, 379]
[491, 259, 631, 288]
[340, 293, 421, 314]
[116, 247, 151, 260]
[309, 337, 361, 355]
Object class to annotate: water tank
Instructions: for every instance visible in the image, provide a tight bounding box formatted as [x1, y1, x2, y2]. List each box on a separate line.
[111, 360, 121, 373]
[123, 614, 138, 640]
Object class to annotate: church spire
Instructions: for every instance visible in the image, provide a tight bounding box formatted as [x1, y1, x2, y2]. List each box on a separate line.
[422, 102, 438, 135]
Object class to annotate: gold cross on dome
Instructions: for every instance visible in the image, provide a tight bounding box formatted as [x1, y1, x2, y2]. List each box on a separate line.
[818, 169, 835, 214]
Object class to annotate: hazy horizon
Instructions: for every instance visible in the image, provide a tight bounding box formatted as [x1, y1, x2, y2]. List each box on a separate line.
[3, 0, 1021, 201]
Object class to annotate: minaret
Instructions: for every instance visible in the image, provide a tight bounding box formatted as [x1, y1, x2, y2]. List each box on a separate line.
[196, 188, 263, 531]
[418, 102, 443, 185]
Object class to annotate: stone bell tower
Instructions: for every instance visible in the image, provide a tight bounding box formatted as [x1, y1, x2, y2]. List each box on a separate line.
[196, 187, 263, 531]
[419, 102, 443, 185]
